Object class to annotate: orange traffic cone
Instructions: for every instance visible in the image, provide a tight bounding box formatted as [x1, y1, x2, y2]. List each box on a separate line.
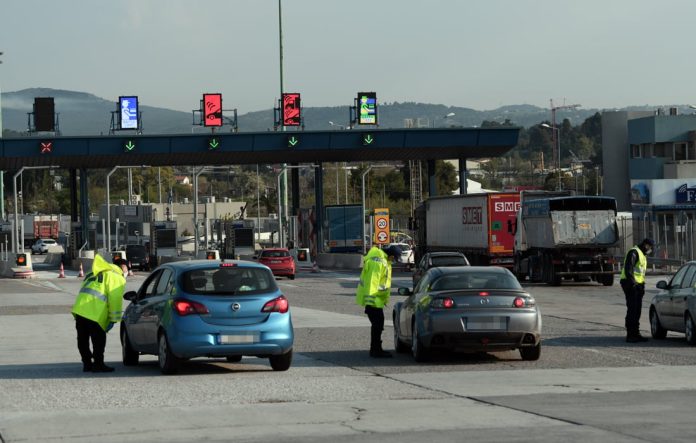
[128, 261, 134, 276]
[311, 261, 320, 273]
[78, 262, 85, 278]
[58, 262, 66, 278]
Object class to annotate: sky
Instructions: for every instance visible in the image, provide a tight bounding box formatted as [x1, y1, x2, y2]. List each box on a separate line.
[2, 0, 695, 113]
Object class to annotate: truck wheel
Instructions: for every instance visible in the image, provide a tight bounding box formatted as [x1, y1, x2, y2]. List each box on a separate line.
[600, 274, 614, 286]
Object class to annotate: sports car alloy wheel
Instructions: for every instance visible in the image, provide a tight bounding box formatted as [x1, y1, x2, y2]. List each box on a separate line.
[650, 309, 667, 339]
[411, 320, 429, 362]
[685, 314, 696, 346]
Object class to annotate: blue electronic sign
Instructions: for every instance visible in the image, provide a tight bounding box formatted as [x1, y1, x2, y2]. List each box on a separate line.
[119, 96, 139, 130]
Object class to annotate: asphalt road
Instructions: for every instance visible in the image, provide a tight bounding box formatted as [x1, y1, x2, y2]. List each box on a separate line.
[1, 265, 696, 443]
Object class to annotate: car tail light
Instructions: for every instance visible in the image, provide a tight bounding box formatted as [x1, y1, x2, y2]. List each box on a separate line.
[513, 296, 535, 308]
[173, 299, 209, 316]
[479, 291, 489, 297]
[431, 297, 455, 309]
[262, 295, 289, 313]
[220, 262, 237, 267]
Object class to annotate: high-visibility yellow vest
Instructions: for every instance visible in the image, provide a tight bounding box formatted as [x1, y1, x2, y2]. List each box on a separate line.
[356, 247, 392, 308]
[620, 246, 647, 284]
[71, 254, 126, 331]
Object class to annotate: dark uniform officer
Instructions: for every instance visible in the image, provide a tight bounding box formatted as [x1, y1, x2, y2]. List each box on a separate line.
[620, 238, 654, 343]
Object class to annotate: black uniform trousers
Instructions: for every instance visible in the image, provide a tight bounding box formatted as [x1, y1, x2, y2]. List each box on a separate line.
[75, 314, 107, 365]
[365, 305, 385, 351]
[621, 280, 645, 334]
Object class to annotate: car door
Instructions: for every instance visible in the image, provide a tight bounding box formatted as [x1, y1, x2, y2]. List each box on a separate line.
[138, 268, 175, 354]
[672, 264, 696, 331]
[402, 272, 432, 340]
[663, 265, 691, 330]
[127, 270, 163, 350]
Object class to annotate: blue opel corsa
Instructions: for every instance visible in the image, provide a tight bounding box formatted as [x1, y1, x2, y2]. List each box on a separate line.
[120, 260, 294, 374]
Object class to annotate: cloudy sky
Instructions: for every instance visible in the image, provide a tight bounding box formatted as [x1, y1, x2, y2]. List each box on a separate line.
[1, 0, 694, 112]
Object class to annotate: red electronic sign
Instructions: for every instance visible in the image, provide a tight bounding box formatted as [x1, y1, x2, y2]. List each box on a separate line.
[203, 93, 223, 127]
[282, 93, 301, 126]
[40, 141, 53, 154]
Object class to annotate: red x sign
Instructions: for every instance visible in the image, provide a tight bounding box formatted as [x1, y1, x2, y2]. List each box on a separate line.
[40, 141, 53, 154]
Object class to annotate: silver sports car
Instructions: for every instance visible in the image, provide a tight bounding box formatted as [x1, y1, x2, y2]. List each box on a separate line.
[393, 266, 542, 362]
[650, 261, 696, 344]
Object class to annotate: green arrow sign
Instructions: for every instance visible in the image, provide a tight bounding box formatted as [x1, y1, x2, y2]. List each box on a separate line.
[288, 135, 299, 148]
[208, 137, 220, 150]
[124, 140, 136, 152]
[362, 134, 374, 146]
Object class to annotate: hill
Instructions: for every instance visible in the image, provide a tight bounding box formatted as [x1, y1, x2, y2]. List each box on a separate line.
[0, 88, 690, 136]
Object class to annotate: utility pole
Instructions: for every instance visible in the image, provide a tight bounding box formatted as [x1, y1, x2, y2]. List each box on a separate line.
[550, 99, 581, 189]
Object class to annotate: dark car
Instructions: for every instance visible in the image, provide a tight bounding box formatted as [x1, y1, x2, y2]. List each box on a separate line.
[650, 261, 696, 344]
[120, 260, 294, 374]
[126, 244, 150, 271]
[394, 266, 542, 362]
[412, 251, 470, 287]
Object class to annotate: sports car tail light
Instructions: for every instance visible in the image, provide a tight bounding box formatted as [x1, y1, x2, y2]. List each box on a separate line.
[479, 291, 489, 297]
[173, 299, 209, 316]
[513, 296, 536, 308]
[262, 295, 289, 313]
[431, 297, 455, 309]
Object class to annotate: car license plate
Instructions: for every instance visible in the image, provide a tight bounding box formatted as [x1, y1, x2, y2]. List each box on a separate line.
[466, 316, 507, 331]
[578, 260, 591, 265]
[271, 260, 281, 264]
[219, 334, 258, 344]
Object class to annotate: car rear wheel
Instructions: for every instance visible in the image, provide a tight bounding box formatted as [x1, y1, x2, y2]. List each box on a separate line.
[519, 343, 541, 361]
[158, 332, 180, 375]
[393, 315, 409, 354]
[650, 308, 667, 339]
[685, 313, 696, 346]
[599, 274, 614, 286]
[411, 320, 429, 362]
[289, 274, 295, 280]
[121, 328, 139, 366]
[225, 355, 242, 363]
[269, 349, 293, 371]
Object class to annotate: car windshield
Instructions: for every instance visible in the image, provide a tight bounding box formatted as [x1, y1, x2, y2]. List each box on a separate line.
[430, 256, 467, 266]
[182, 267, 277, 295]
[126, 246, 146, 255]
[431, 272, 522, 291]
[261, 250, 289, 258]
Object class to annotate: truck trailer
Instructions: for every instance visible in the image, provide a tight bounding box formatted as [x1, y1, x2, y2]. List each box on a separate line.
[513, 193, 618, 286]
[414, 193, 520, 267]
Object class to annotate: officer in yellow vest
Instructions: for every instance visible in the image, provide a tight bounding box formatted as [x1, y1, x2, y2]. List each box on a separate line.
[620, 238, 654, 343]
[356, 244, 400, 358]
[71, 254, 129, 372]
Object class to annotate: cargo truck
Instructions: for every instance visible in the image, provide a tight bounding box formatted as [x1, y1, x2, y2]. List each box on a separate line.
[513, 193, 618, 286]
[414, 193, 520, 267]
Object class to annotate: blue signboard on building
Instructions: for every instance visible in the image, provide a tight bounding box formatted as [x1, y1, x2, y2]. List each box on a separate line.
[676, 183, 696, 204]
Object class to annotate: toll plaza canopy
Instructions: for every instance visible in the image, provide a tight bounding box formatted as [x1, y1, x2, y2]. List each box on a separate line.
[0, 127, 520, 169]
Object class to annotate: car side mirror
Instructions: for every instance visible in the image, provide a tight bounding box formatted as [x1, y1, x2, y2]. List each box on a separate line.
[398, 287, 412, 296]
[656, 280, 668, 290]
[123, 291, 137, 301]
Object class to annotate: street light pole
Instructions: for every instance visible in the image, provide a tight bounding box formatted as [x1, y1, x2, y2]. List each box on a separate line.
[541, 123, 562, 191]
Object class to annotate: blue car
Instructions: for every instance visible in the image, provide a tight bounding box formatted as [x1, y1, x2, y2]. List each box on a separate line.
[120, 260, 294, 374]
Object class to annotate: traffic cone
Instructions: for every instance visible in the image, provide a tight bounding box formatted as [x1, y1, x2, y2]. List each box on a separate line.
[311, 261, 320, 273]
[78, 262, 85, 278]
[58, 262, 66, 278]
[128, 261, 134, 276]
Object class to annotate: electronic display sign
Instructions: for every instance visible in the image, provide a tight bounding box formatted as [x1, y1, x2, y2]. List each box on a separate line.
[119, 96, 139, 129]
[282, 93, 301, 126]
[34, 97, 55, 132]
[203, 93, 223, 127]
[357, 92, 377, 125]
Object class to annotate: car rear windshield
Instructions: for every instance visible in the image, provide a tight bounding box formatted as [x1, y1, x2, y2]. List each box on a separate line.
[182, 267, 277, 295]
[261, 250, 290, 258]
[432, 272, 522, 291]
[430, 256, 467, 266]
